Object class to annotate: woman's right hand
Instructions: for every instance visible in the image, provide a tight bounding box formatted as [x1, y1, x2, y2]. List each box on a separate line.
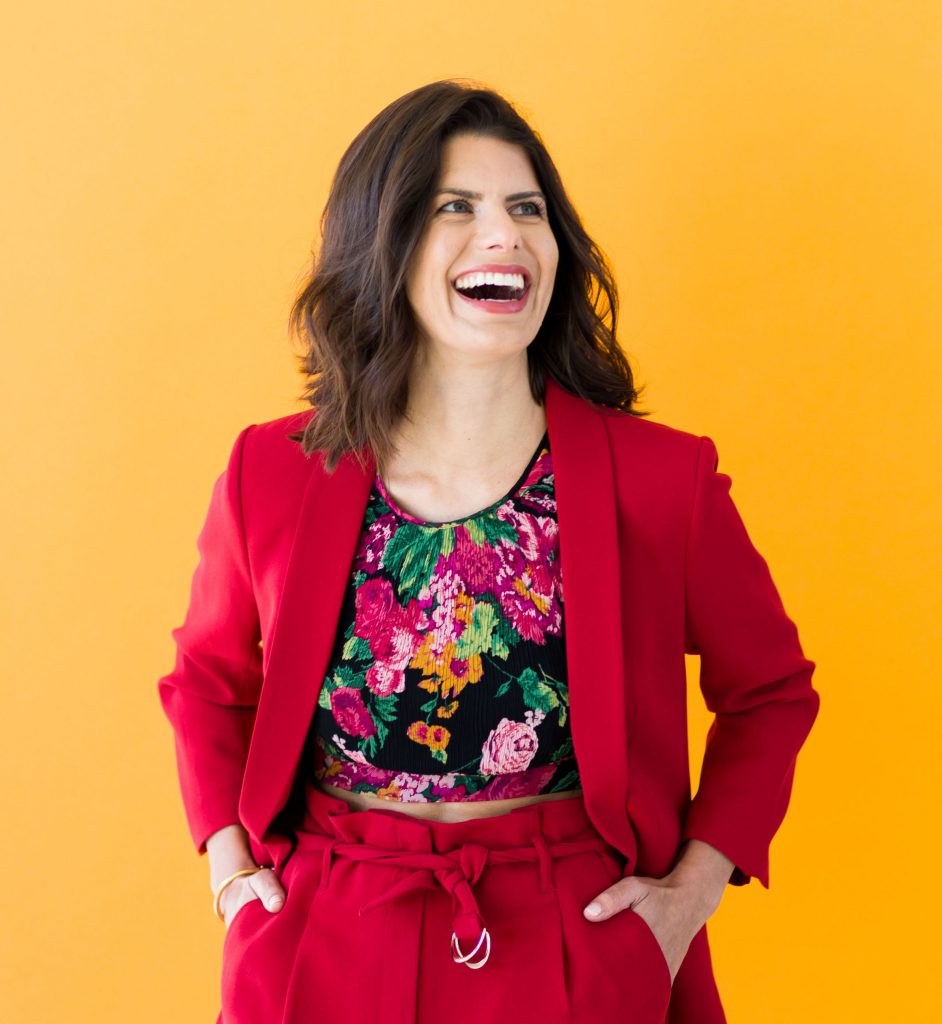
[220, 867, 286, 929]
[207, 824, 288, 929]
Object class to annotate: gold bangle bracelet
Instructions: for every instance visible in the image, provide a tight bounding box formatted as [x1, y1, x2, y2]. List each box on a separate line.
[212, 867, 261, 921]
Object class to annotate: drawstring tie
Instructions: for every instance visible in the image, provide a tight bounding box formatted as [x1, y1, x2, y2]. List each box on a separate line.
[307, 830, 612, 969]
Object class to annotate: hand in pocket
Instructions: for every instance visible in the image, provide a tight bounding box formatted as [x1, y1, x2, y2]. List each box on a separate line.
[221, 867, 286, 930]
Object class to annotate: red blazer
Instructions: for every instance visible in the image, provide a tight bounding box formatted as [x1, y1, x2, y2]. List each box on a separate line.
[159, 375, 819, 1018]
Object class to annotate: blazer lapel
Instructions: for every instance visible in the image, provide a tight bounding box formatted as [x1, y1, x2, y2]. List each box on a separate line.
[544, 379, 633, 855]
[241, 376, 633, 860]
[241, 439, 377, 840]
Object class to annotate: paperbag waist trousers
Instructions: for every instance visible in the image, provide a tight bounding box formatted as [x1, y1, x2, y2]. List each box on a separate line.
[219, 783, 674, 1024]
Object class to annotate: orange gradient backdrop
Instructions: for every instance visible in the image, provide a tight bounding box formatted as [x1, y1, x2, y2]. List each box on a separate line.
[1, 2, 938, 1021]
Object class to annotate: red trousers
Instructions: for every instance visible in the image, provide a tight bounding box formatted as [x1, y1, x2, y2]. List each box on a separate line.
[219, 785, 675, 1023]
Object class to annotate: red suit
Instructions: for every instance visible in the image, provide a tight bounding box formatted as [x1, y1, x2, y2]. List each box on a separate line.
[159, 375, 820, 1022]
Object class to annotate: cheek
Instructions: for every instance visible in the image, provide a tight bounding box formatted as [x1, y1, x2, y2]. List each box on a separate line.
[545, 241, 560, 276]
[411, 269, 456, 310]
[537, 261, 558, 301]
[404, 270, 442, 315]
[535, 238, 559, 285]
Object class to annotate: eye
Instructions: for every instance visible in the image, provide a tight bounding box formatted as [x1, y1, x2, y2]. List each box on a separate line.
[439, 199, 473, 213]
[437, 199, 547, 217]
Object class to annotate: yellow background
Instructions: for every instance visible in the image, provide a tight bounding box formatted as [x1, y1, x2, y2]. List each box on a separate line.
[2, 2, 938, 1020]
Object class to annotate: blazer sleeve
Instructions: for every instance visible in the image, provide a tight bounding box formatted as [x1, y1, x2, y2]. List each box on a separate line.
[679, 435, 820, 889]
[157, 424, 263, 855]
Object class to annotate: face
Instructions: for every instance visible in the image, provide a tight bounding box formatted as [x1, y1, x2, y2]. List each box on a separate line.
[404, 133, 559, 367]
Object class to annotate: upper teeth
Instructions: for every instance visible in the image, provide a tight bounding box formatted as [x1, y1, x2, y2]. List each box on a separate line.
[454, 271, 526, 290]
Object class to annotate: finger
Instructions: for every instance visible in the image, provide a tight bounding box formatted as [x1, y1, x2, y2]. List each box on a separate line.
[583, 877, 644, 921]
[248, 867, 286, 912]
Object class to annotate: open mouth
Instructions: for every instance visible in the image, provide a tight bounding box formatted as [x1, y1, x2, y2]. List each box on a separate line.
[451, 281, 530, 302]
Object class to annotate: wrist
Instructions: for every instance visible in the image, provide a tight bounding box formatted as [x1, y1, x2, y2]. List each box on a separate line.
[212, 866, 261, 921]
[217, 876, 249, 919]
[206, 824, 256, 891]
[668, 839, 735, 920]
[210, 860, 259, 895]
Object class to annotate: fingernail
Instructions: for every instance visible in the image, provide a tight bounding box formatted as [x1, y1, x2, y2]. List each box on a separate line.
[268, 896, 284, 910]
[584, 903, 602, 918]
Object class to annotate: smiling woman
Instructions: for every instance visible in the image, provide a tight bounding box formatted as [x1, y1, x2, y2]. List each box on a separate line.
[283, 79, 643, 478]
[158, 77, 819, 1024]
[402, 132, 560, 361]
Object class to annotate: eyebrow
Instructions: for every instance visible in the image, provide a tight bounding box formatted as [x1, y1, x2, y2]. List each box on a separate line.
[434, 188, 546, 202]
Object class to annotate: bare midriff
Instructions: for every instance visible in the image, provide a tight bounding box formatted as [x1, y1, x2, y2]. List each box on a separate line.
[313, 778, 584, 822]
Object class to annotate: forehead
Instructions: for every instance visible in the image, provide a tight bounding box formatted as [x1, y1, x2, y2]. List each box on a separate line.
[438, 133, 538, 187]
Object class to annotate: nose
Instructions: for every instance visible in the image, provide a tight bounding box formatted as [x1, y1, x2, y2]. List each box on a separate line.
[474, 206, 523, 251]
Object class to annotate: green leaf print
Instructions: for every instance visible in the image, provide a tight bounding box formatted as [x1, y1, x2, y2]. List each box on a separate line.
[318, 665, 364, 708]
[518, 667, 559, 714]
[487, 600, 516, 660]
[465, 515, 519, 547]
[383, 523, 455, 601]
[342, 632, 372, 662]
[430, 747, 448, 765]
[334, 665, 363, 690]
[551, 768, 580, 791]
[363, 719, 389, 759]
[550, 736, 574, 763]
[364, 499, 385, 529]
[371, 694, 399, 722]
[453, 600, 498, 659]
[542, 670, 570, 726]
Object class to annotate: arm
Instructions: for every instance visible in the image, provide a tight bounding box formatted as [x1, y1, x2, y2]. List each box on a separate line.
[157, 424, 263, 855]
[679, 435, 820, 889]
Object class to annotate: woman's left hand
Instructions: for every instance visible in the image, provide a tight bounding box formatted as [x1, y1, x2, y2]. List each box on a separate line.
[582, 871, 719, 983]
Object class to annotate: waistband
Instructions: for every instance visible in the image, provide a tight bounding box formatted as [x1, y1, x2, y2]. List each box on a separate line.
[294, 782, 616, 968]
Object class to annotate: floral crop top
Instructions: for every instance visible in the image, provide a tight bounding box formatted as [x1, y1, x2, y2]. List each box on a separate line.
[302, 427, 582, 802]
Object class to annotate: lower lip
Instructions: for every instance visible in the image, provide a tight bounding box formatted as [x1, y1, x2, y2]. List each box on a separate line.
[452, 282, 532, 314]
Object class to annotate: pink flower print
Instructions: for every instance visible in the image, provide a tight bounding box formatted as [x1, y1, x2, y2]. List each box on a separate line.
[498, 505, 558, 562]
[428, 773, 470, 800]
[493, 537, 562, 644]
[329, 733, 371, 765]
[355, 576, 397, 633]
[442, 524, 504, 597]
[520, 449, 552, 491]
[468, 763, 558, 800]
[329, 686, 377, 738]
[364, 660, 407, 697]
[354, 512, 396, 573]
[423, 566, 466, 655]
[519, 488, 556, 515]
[386, 774, 429, 801]
[355, 577, 429, 697]
[479, 717, 540, 774]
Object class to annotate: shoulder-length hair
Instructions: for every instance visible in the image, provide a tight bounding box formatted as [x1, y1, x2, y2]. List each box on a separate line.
[287, 78, 649, 473]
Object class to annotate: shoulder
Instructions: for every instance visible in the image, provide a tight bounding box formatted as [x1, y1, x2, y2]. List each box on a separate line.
[244, 408, 313, 446]
[235, 408, 318, 482]
[591, 407, 718, 532]
[594, 405, 706, 473]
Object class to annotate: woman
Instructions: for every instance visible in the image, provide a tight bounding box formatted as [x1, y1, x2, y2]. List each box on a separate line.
[158, 80, 820, 1024]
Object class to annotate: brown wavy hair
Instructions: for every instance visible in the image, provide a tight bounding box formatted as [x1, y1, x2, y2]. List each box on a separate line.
[287, 77, 649, 474]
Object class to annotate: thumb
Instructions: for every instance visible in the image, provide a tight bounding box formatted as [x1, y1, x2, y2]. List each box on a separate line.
[583, 876, 645, 922]
[249, 867, 287, 912]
